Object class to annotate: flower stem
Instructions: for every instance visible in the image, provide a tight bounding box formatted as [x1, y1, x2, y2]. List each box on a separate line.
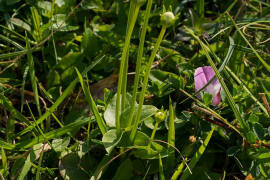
[130, 25, 167, 142]
[127, 0, 153, 128]
[115, 4, 140, 135]
[147, 121, 159, 151]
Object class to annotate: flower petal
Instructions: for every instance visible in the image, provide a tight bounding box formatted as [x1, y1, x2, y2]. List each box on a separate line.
[194, 66, 221, 106]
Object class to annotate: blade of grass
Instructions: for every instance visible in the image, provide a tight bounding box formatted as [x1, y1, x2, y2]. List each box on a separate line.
[75, 68, 107, 135]
[171, 127, 215, 180]
[0, 49, 40, 60]
[167, 97, 175, 175]
[15, 117, 90, 150]
[203, 38, 269, 116]
[180, 89, 243, 137]
[0, 139, 15, 150]
[0, 34, 24, 50]
[185, 26, 248, 132]
[1, 148, 7, 177]
[16, 56, 104, 137]
[26, 35, 42, 117]
[226, 12, 270, 73]
[159, 154, 165, 180]
[0, 94, 32, 126]
[21, 65, 29, 112]
[197, 0, 204, 17]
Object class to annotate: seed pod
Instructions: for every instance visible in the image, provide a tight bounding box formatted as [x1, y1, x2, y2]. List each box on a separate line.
[132, 0, 147, 6]
[160, 12, 175, 27]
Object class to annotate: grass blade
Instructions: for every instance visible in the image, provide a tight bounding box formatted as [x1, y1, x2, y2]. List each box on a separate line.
[15, 117, 89, 150]
[167, 97, 175, 175]
[0, 34, 24, 50]
[159, 154, 165, 180]
[226, 12, 270, 73]
[171, 127, 215, 180]
[185, 26, 249, 132]
[179, 127, 215, 180]
[16, 56, 104, 136]
[1, 148, 8, 177]
[75, 68, 107, 135]
[26, 35, 42, 117]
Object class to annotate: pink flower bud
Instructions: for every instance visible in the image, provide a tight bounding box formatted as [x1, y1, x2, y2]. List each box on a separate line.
[194, 66, 221, 106]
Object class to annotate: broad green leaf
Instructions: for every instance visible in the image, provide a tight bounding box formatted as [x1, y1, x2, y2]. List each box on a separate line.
[112, 159, 133, 180]
[102, 129, 122, 154]
[246, 131, 257, 144]
[59, 153, 89, 180]
[104, 93, 133, 127]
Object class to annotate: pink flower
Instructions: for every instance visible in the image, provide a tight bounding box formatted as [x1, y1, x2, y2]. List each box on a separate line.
[194, 66, 221, 106]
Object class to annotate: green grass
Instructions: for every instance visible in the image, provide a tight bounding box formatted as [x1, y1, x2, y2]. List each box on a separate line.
[0, 0, 270, 179]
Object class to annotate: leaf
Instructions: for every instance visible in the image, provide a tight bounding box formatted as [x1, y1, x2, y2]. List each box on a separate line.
[59, 153, 89, 180]
[81, 28, 101, 57]
[10, 18, 31, 32]
[75, 68, 107, 135]
[17, 145, 43, 180]
[248, 114, 259, 123]
[159, 154, 165, 180]
[52, 137, 70, 152]
[252, 123, 265, 140]
[112, 159, 133, 180]
[52, 14, 79, 32]
[102, 129, 122, 154]
[202, 92, 213, 106]
[104, 93, 133, 127]
[167, 97, 175, 175]
[1, 148, 8, 177]
[246, 131, 257, 144]
[226, 146, 240, 157]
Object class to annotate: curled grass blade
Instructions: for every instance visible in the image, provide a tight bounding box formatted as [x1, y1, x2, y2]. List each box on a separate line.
[226, 12, 270, 73]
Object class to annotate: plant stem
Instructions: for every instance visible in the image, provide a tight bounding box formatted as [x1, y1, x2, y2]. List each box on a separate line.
[121, 2, 135, 112]
[130, 25, 167, 142]
[127, 0, 153, 128]
[115, 4, 140, 135]
[147, 121, 159, 151]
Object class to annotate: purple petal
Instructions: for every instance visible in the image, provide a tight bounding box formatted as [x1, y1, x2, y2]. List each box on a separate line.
[194, 66, 221, 106]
